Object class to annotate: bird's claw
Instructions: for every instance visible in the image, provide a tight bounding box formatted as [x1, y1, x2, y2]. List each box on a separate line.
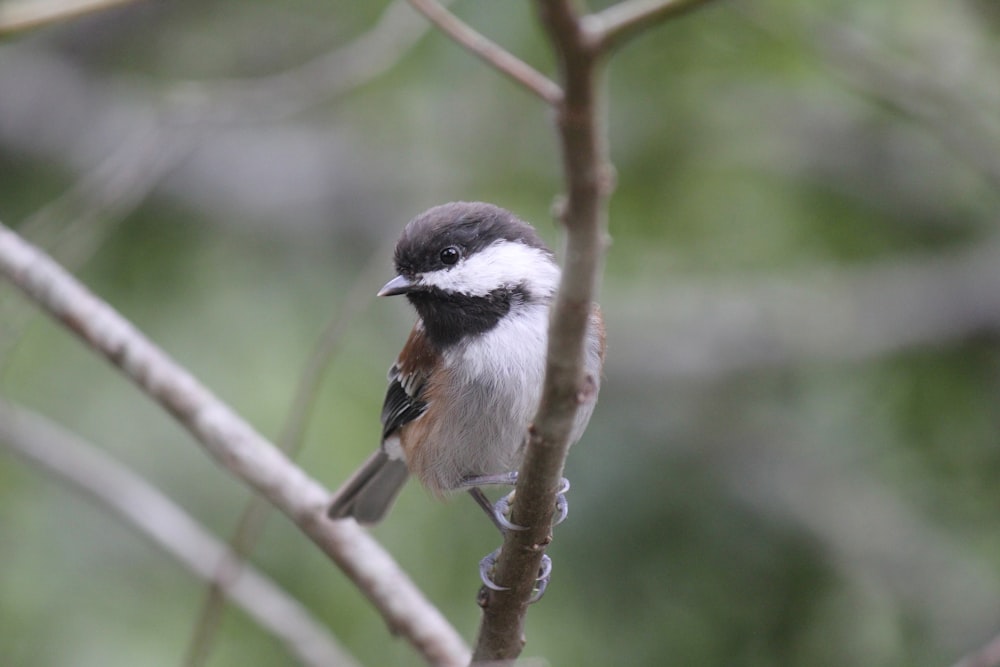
[478, 548, 553, 603]
[531, 555, 552, 602]
[491, 476, 571, 532]
[553, 477, 570, 527]
[478, 548, 508, 592]
[493, 492, 527, 532]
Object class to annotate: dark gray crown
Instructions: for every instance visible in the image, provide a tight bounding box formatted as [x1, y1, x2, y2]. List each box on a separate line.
[393, 202, 550, 278]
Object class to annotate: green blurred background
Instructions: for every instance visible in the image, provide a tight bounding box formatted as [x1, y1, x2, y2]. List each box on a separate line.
[3, 0, 1000, 665]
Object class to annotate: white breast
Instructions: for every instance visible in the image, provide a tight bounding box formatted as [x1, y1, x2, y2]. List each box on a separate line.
[420, 303, 550, 491]
[414, 302, 603, 494]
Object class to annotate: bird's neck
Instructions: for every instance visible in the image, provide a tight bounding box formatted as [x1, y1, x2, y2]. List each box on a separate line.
[408, 286, 528, 349]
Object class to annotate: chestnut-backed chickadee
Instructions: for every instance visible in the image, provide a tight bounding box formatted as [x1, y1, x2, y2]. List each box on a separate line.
[327, 201, 605, 533]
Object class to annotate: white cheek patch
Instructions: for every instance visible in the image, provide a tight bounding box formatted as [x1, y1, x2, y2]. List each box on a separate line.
[419, 241, 560, 297]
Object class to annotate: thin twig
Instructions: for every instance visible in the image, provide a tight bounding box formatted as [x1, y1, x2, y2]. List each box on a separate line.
[583, 0, 717, 53]
[0, 398, 357, 667]
[0, 0, 140, 34]
[0, 123, 188, 369]
[404, 0, 563, 105]
[183, 239, 393, 667]
[169, 0, 452, 123]
[734, 8, 1000, 194]
[814, 22, 1000, 191]
[0, 223, 471, 667]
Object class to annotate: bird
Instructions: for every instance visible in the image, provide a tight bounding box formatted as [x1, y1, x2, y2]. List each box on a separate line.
[327, 201, 605, 536]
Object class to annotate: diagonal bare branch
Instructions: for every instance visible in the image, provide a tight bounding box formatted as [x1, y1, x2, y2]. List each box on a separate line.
[171, 0, 452, 123]
[949, 632, 1000, 667]
[813, 22, 1000, 192]
[182, 238, 395, 667]
[583, 0, 718, 54]
[404, 0, 563, 105]
[0, 398, 358, 667]
[0, 223, 471, 667]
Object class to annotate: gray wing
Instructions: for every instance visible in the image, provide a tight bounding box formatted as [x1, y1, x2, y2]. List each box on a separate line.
[380, 362, 428, 439]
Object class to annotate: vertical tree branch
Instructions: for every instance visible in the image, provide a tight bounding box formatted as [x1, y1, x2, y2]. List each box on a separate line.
[460, 0, 709, 661]
[471, 0, 610, 662]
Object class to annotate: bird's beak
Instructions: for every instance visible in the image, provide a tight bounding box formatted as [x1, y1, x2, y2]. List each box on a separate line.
[377, 274, 414, 297]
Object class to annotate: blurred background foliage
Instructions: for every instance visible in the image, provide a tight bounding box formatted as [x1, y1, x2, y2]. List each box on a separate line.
[2, 0, 1000, 665]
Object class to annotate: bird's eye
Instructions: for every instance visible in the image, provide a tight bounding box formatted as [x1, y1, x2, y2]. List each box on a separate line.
[439, 246, 460, 266]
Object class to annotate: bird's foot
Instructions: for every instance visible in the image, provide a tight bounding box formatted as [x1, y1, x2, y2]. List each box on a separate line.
[463, 473, 571, 534]
[493, 477, 569, 531]
[478, 548, 552, 603]
[467, 474, 569, 603]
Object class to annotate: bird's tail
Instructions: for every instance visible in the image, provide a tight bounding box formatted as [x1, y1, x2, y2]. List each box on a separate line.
[327, 450, 409, 524]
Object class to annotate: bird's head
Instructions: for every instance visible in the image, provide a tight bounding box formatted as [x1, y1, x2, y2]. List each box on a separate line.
[379, 202, 559, 347]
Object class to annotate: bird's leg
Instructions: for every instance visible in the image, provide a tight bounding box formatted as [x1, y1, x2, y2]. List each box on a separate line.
[461, 472, 570, 603]
[461, 472, 523, 532]
[467, 487, 507, 533]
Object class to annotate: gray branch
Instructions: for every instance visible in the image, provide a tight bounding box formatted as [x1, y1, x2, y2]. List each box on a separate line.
[0, 224, 471, 667]
[0, 399, 358, 667]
